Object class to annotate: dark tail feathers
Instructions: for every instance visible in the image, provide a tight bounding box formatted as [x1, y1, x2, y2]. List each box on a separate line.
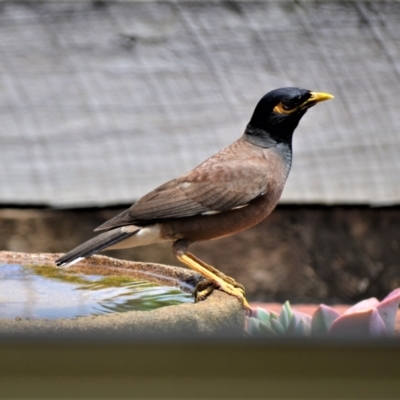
[56, 228, 135, 267]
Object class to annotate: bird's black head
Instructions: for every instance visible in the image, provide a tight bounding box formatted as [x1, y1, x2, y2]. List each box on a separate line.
[245, 87, 333, 147]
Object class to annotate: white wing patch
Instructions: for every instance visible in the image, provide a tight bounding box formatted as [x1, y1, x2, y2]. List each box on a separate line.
[201, 210, 222, 216]
[201, 203, 249, 216]
[231, 204, 249, 210]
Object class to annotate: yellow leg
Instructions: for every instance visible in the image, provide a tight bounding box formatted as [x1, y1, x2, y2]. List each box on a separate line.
[187, 252, 245, 293]
[175, 252, 251, 312]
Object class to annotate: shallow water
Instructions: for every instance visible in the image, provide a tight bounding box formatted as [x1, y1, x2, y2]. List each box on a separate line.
[0, 264, 193, 319]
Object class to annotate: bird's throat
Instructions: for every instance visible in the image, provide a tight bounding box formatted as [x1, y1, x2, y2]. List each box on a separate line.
[244, 124, 290, 149]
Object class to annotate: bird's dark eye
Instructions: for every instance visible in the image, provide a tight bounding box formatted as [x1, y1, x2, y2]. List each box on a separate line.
[273, 100, 297, 114]
[281, 102, 292, 111]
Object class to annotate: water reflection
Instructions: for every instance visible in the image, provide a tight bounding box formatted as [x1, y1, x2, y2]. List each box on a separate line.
[0, 264, 193, 319]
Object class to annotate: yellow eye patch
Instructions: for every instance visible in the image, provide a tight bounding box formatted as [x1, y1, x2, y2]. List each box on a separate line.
[273, 102, 297, 115]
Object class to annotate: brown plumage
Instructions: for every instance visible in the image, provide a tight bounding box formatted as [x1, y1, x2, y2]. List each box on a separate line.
[56, 87, 333, 311]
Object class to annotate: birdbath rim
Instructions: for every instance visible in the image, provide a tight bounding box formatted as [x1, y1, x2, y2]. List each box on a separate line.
[0, 251, 245, 339]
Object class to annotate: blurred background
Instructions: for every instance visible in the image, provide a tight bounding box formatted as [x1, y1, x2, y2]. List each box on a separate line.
[1, 0, 400, 303]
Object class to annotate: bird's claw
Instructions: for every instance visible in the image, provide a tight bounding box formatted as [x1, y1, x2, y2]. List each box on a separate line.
[193, 279, 216, 301]
[194, 278, 251, 315]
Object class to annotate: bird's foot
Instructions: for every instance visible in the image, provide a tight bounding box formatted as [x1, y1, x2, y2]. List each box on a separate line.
[193, 279, 216, 301]
[173, 247, 251, 314]
[194, 278, 251, 315]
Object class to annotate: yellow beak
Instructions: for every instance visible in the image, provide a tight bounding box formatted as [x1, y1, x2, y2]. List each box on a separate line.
[308, 92, 334, 103]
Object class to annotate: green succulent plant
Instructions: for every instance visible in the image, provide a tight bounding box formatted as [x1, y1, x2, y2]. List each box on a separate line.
[246, 288, 400, 338]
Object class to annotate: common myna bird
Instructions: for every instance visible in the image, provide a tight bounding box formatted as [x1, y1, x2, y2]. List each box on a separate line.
[56, 87, 333, 311]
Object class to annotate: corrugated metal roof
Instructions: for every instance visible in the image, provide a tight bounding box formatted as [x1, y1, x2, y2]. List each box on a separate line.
[1, 1, 400, 206]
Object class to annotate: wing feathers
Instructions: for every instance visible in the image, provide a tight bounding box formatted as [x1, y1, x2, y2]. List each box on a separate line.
[95, 153, 269, 231]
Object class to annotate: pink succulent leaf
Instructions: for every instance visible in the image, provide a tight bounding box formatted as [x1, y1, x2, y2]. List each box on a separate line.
[311, 305, 341, 337]
[375, 288, 400, 334]
[328, 308, 387, 338]
[343, 298, 380, 315]
[382, 287, 400, 301]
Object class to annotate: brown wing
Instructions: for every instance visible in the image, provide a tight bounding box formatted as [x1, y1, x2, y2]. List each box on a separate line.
[95, 158, 269, 231]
